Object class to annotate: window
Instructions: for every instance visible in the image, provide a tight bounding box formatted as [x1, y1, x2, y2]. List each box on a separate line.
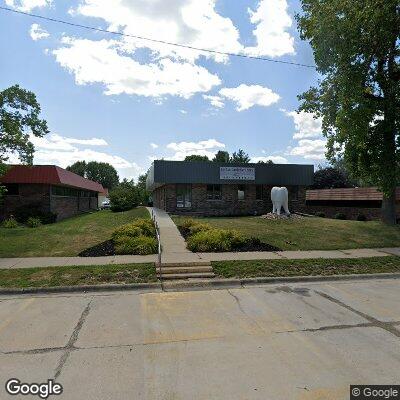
[237, 184, 245, 201]
[207, 184, 222, 200]
[4, 183, 19, 195]
[176, 184, 192, 208]
[256, 185, 263, 200]
[51, 186, 79, 197]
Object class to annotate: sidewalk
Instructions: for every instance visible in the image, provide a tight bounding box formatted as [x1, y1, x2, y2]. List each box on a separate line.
[149, 207, 203, 264]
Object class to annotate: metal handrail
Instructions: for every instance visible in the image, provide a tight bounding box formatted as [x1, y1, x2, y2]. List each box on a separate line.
[151, 209, 162, 268]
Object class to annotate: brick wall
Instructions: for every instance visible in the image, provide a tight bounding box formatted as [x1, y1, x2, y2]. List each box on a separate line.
[0, 184, 51, 219]
[51, 195, 98, 220]
[153, 184, 306, 216]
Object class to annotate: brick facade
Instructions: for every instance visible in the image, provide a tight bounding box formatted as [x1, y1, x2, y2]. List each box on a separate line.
[152, 184, 306, 216]
[1, 184, 98, 221]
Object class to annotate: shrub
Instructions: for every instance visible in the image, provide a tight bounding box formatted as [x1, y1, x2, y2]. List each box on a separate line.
[179, 218, 212, 237]
[356, 213, 367, 221]
[334, 212, 347, 220]
[109, 186, 139, 212]
[112, 224, 142, 241]
[114, 235, 157, 255]
[133, 218, 156, 237]
[315, 211, 326, 218]
[187, 228, 247, 252]
[26, 217, 42, 228]
[2, 217, 18, 228]
[14, 203, 57, 224]
[112, 219, 155, 242]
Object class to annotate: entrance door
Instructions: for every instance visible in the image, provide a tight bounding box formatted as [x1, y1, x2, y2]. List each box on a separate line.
[176, 184, 192, 208]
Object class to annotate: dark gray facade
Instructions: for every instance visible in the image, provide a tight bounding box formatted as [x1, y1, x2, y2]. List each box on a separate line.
[147, 161, 314, 216]
[146, 160, 314, 190]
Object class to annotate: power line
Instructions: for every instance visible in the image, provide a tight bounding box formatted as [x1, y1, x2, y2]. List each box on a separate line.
[0, 5, 317, 69]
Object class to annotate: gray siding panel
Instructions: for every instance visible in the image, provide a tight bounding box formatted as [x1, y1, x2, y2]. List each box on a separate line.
[147, 160, 313, 190]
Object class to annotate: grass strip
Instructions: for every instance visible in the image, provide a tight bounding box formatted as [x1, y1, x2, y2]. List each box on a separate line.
[0, 263, 156, 288]
[212, 256, 400, 279]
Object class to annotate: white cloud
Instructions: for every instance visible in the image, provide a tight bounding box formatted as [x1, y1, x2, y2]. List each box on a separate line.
[29, 24, 50, 41]
[203, 94, 225, 109]
[73, 0, 243, 64]
[246, 0, 295, 57]
[251, 155, 288, 164]
[53, 38, 221, 98]
[150, 143, 159, 149]
[282, 109, 323, 139]
[219, 84, 280, 111]
[30, 134, 107, 150]
[166, 138, 225, 160]
[5, 0, 51, 11]
[288, 139, 327, 160]
[179, 110, 187, 114]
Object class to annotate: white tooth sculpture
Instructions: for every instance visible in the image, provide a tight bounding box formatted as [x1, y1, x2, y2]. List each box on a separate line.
[271, 187, 290, 215]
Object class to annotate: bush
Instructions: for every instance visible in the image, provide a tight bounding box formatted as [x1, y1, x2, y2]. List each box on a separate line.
[2, 217, 18, 228]
[26, 217, 42, 228]
[114, 235, 157, 255]
[187, 228, 247, 252]
[14, 203, 57, 224]
[356, 213, 367, 221]
[112, 219, 155, 242]
[109, 186, 139, 212]
[315, 212, 326, 218]
[179, 218, 212, 237]
[133, 218, 156, 237]
[334, 212, 347, 220]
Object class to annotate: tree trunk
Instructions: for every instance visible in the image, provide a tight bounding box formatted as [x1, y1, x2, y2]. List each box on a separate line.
[381, 188, 396, 225]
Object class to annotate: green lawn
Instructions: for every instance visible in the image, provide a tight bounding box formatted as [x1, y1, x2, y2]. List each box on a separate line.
[212, 256, 400, 279]
[172, 215, 400, 251]
[0, 263, 156, 288]
[0, 207, 150, 257]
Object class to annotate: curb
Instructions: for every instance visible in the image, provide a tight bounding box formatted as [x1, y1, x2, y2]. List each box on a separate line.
[0, 282, 162, 295]
[1, 272, 400, 295]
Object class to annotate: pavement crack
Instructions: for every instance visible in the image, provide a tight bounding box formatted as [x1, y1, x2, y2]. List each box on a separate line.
[314, 290, 400, 338]
[275, 321, 374, 334]
[54, 299, 92, 380]
[2, 346, 65, 355]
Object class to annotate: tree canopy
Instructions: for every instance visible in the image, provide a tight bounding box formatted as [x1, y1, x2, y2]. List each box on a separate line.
[212, 150, 230, 163]
[0, 85, 48, 166]
[66, 161, 119, 189]
[312, 166, 353, 189]
[230, 149, 250, 163]
[296, 0, 400, 223]
[184, 154, 210, 162]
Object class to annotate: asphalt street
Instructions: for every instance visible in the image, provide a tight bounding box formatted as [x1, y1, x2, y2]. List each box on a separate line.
[1, 278, 400, 399]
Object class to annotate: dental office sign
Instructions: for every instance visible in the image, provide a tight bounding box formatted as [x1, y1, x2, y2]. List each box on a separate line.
[220, 167, 255, 181]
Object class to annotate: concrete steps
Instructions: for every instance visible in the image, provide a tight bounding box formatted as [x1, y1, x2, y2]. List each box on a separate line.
[157, 262, 215, 280]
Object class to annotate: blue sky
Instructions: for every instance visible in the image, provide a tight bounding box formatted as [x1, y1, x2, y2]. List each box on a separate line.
[0, 0, 326, 181]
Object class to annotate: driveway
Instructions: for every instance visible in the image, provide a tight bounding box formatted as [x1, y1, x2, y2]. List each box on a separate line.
[1, 279, 400, 399]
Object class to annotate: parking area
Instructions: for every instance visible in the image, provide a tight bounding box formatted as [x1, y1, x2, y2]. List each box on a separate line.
[1, 278, 400, 399]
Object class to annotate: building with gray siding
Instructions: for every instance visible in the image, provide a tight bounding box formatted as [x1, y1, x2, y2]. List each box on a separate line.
[147, 160, 314, 216]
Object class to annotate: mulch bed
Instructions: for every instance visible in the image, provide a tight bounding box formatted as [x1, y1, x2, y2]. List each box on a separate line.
[178, 227, 281, 252]
[79, 240, 116, 257]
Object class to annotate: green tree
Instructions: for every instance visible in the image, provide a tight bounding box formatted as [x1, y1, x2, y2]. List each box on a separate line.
[230, 149, 250, 163]
[312, 166, 353, 189]
[109, 185, 139, 212]
[212, 150, 230, 163]
[85, 161, 119, 189]
[184, 154, 210, 162]
[296, 0, 400, 224]
[66, 161, 87, 177]
[0, 85, 49, 196]
[136, 173, 150, 205]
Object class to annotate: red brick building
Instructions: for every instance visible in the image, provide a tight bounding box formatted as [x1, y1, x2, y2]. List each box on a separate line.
[0, 165, 104, 221]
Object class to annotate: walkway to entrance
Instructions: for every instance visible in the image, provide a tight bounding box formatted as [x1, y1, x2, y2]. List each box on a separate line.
[149, 207, 215, 279]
